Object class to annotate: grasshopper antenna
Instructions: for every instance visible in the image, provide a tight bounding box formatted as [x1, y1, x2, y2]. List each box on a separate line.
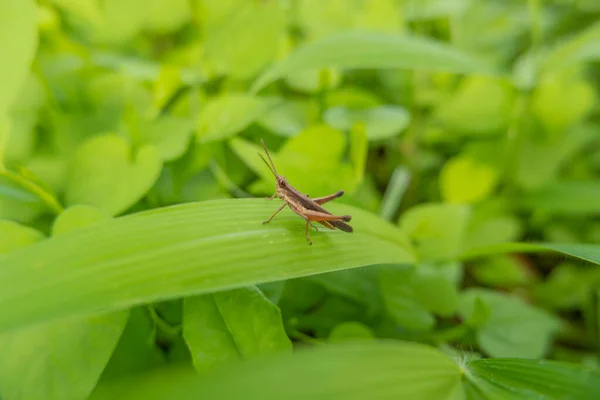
[259, 139, 278, 177]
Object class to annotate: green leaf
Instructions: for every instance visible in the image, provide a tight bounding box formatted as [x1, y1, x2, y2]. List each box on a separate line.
[91, 341, 463, 400]
[139, 115, 194, 162]
[399, 202, 471, 261]
[440, 155, 499, 204]
[541, 20, 600, 75]
[202, 0, 285, 79]
[329, 322, 374, 342]
[459, 289, 561, 358]
[379, 263, 460, 331]
[196, 95, 276, 143]
[520, 181, 600, 215]
[0, 311, 128, 400]
[52, 204, 112, 236]
[464, 358, 600, 400]
[257, 100, 318, 137]
[0, 0, 38, 116]
[0, 199, 415, 332]
[183, 286, 291, 374]
[0, 205, 126, 400]
[251, 31, 498, 93]
[0, 219, 44, 254]
[99, 307, 165, 381]
[433, 76, 514, 136]
[324, 105, 411, 141]
[65, 134, 163, 216]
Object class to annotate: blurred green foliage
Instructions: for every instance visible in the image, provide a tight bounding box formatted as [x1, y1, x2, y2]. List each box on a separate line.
[1, 0, 600, 399]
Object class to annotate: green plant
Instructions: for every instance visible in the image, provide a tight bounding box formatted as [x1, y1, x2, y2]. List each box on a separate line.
[1, 0, 600, 399]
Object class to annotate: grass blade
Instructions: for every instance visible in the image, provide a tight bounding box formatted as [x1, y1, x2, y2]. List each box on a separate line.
[0, 199, 415, 333]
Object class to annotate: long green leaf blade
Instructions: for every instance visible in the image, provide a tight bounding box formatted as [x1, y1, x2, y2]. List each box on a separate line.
[250, 30, 499, 93]
[0, 199, 415, 333]
[92, 341, 463, 400]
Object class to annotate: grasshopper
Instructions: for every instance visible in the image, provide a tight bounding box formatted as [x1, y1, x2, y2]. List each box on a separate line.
[258, 139, 353, 245]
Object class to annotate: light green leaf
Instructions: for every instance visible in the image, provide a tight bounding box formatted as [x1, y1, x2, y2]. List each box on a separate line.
[0, 0, 38, 116]
[91, 341, 463, 400]
[202, 1, 285, 79]
[379, 265, 436, 332]
[0, 311, 128, 400]
[324, 105, 411, 141]
[329, 322, 374, 342]
[99, 307, 165, 381]
[139, 115, 194, 162]
[183, 286, 291, 374]
[440, 155, 499, 204]
[399, 202, 471, 261]
[433, 76, 514, 136]
[0, 199, 415, 332]
[0, 207, 126, 400]
[520, 181, 600, 215]
[65, 134, 163, 216]
[196, 95, 276, 142]
[0, 219, 44, 254]
[257, 100, 318, 137]
[379, 263, 459, 331]
[531, 71, 595, 131]
[52, 204, 112, 236]
[251, 30, 498, 93]
[464, 358, 600, 400]
[459, 289, 560, 358]
[284, 67, 343, 93]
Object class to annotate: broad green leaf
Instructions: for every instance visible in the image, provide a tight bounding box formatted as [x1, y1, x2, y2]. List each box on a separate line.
[65, 134, 163, 216]
[459, 289, 560, 358]
[462, 211, 522, 252]
[329, 322, 374, 342]
[251, 31, 498, 93]
[324, 105, 411, 140]
[0, 311, 128, 400]
[520, 181, 600, 215]
[91, 341, 463, 400]
[0, 204, 127, 400]
[183, 286, 291, 374]
[379, 265, 436, 331]
[464, 358, 600, 400]
[514, 118, 596, 192]
[531, 70, 595, 132]
[196, 95, 276, 142]
[202, 1, 285, 79]
[379, 263, 459, 331]
[472, 255, 535, 288]
[0, 0, 38, 116]
[257, 100, 319, 137]
[309, 267, 381, 307]
[440, 155, 499, 204]
[99, 307, 165, 381]
[52, 204, 112, 236]
[0, 219, 44, 254]
[139, 115, 194, 161]
[0, 199, 416, 332]
[139, 0, 191, 33]
[298, 0, 402, 40]
[433, 76, 514, 136]
[534, 263, 600, 310]
[399, 202, 471, 261]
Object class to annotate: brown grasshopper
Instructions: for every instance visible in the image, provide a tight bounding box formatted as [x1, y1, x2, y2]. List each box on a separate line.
[258, 139, 353, 245]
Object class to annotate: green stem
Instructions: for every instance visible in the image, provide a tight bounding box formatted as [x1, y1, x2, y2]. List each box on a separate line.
[2, 170, 64, 215]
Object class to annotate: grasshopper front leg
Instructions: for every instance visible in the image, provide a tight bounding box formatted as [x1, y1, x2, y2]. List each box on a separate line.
[263, 202, 286, 225]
